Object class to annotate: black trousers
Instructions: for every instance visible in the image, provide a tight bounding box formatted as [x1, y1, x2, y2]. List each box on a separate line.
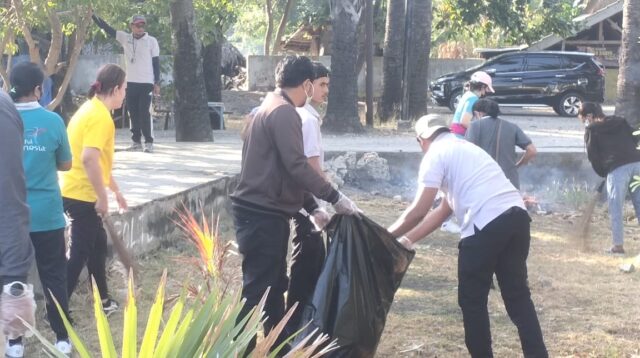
[126, 82, 154, 144]
[63, 198, 110, 300]
[232, 204, 290, 351]
[30, 228, 69, 341]
[286, 212, 325, 333]
[458, 207, 547, 358]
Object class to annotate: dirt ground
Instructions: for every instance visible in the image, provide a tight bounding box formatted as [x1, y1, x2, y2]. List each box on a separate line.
[25, 190, 640, 357]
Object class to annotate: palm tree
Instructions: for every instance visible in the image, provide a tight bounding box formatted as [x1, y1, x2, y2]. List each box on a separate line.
[170, 0, 212, 142]
[407, 0, 431, 120]
[323, 0, 364, 133]
[378, 0, 405, 122]
[615, 0, 640, 127]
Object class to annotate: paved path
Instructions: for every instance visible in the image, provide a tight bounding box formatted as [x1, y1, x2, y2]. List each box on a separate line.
[113, 106, 596, 207]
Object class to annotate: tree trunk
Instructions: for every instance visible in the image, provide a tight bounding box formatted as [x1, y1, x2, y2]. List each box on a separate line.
[378, 0, 404, 122]
[271, 0, 296, 54]
[615, 0, 640, 127]
[407, 0, 431, 120]
[203, 40, 222, 102]
[324, 0, 364, 133]
[356, 0, 382, 75]
[264, 0, 274, 55]
[170, 0, 212, 142]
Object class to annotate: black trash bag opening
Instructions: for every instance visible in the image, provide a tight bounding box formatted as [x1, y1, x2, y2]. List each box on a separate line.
[294, 214, 415, 357]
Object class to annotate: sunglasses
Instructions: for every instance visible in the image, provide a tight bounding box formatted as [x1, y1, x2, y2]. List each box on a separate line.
[133, 23, 145, 28]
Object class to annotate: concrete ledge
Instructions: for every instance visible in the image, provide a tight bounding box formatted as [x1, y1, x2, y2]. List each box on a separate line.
[325, 151, 600, 191]
[107, 174, 239, 255]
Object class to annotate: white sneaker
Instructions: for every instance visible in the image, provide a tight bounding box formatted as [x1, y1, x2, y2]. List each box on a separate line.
[5, 342, 24, 358]
[55, 340, 72, 355]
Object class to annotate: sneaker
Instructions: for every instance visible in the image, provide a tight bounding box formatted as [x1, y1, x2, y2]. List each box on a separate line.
[605, 245, 625, 255]
[5, 342, 24, 358]
[125, 142, 142, 151]
[55, 340, 72, 355]
[102, 298, 119, 316]
[143, 143, 154, 153]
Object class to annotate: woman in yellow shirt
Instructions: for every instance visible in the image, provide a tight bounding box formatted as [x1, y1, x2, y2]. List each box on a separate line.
[61, 64, 128, 315]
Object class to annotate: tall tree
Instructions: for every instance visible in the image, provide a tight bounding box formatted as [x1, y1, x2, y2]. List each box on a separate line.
[615, 0, 640, 127]
[323, 0, 364, 133]
[407, 0, 431, 119]
[378, 0, 404, 121]
[170, 0, 211, 142]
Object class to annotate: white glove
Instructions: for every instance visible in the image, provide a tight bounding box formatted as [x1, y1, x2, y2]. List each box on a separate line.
[333, 193, 362, 216]
[1, 281, 36, 339]
[397, 236, 415, 250]
[310, 208, 331, 231]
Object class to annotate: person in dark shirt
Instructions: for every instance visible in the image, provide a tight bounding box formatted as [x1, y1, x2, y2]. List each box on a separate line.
[580, 102, 640, 255]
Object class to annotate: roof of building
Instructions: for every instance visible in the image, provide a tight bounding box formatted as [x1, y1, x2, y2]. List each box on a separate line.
[527, 0, 622, 51]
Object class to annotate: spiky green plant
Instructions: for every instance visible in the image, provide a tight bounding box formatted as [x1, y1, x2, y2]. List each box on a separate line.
[24, 272, 336, 357]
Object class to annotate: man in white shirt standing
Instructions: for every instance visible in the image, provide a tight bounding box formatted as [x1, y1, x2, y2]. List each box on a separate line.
[93, 13, 160, 153]
[286, 61, 331, 333]
[388, 114, 547, 357]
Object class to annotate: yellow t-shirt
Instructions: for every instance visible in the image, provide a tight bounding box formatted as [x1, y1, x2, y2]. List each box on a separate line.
[61, 97, 115, 202]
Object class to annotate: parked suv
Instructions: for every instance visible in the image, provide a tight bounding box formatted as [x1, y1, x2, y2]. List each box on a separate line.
[429, 51, 605, 117]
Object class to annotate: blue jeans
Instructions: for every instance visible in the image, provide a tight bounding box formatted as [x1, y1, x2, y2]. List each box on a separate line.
[606, 162, 640, 246]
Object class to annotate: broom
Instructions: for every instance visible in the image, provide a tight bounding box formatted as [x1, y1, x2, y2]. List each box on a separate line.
[102, 217, 139, 279]
[577, 180, 605, 251]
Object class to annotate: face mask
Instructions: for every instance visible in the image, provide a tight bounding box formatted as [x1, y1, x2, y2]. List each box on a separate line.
[304, 81, 315, 105]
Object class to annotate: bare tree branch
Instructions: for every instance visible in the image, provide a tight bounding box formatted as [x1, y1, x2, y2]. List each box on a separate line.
[272, 0, 295, 54]
[12, 0, 40, 63]
[44, 5, 63, 76]
[48, 7, 92, 110]
[0, 28, 14, 90]
[264, 0, 273, 55]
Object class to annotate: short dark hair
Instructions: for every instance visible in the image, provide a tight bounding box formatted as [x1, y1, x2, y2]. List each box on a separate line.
[579, 102, 605, 119]
[88, 64, 126, 99]
[473, 99, 500, 118]
[9, 62, 44, 102]
[275, 55, 314, 88]
[312, 62, 330, 80]
[468, 81, 487, 92]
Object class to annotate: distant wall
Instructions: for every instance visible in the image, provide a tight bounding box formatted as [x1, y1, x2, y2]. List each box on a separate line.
[247, 55, 484, 97]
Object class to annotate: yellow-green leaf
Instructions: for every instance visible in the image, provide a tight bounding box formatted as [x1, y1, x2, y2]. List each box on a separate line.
[154, 291, 186, 358]
[92, 277, 117, 358]
[139, 269, 167, 358]
[49, 291, 92, 358]
[122, 271, 137, 358]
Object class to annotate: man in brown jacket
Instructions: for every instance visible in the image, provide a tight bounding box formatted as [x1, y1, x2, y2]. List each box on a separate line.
[231, 55, 359, 349]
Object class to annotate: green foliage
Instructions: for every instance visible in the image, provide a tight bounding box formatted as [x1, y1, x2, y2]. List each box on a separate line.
[434, 0, 579, 47]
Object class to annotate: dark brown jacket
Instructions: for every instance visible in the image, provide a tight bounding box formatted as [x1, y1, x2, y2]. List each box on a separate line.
[231, 90, 339, 216]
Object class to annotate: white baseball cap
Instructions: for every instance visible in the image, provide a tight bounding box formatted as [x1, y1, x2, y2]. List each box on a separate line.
[470, 71, 495, 93]
[415, 114, 449, 140]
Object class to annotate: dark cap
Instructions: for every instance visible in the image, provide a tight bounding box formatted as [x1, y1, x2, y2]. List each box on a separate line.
[131, 15, 146, 24]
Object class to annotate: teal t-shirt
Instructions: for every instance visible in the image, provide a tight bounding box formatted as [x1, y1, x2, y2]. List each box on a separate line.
[18, 103, 72, 232]
[452, 91, 479, 125]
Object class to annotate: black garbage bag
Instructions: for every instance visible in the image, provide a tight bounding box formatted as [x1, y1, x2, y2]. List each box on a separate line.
[295, 214, 415, 357]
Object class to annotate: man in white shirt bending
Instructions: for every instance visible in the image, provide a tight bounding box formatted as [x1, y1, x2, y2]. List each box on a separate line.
[388, 114, 547, 357]
[286, 61, 331, 333]
[93, 13, 160, 153]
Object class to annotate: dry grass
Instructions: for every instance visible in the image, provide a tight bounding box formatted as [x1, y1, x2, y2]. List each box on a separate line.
[24, 192, 640, 357]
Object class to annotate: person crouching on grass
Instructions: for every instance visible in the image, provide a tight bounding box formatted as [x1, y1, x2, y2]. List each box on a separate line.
[388, 114, 547, 357]
[61, 64, 128, 316]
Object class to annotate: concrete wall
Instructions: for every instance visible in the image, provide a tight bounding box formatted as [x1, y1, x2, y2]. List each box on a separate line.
[247, 55, 484, 96]
[106, 175, 238, 256]
[70, 54, 126, 94]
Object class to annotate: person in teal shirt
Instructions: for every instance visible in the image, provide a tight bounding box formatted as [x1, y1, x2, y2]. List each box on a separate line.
[8, 61, 73, 357]
[450, 71, 494, 138]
